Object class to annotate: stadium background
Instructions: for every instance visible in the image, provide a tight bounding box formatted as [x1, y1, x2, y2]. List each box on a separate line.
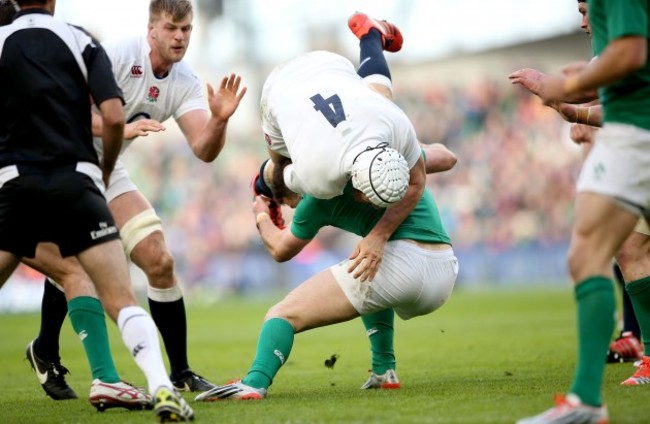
[0, 0, 594, 312]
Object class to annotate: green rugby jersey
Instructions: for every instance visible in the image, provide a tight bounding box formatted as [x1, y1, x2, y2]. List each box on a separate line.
[290, 181, 451, 244]
[590, 0, 650, 130]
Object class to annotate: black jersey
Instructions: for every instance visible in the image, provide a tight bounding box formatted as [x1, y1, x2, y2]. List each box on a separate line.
[0, 8, 123, 168]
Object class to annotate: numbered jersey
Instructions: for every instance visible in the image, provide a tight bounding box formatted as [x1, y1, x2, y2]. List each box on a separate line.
[93, 36, 207, 158]
[261, 50, 421, 199]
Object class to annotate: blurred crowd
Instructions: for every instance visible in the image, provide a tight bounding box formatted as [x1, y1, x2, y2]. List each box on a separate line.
[114, 77, 583, 291]
[5, 77, 582, 295]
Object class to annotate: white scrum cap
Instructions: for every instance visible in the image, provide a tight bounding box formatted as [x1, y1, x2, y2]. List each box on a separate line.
[350, 142, 410, 208]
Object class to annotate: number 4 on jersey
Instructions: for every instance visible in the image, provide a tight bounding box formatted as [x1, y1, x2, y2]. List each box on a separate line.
[310, 94, 346, 128]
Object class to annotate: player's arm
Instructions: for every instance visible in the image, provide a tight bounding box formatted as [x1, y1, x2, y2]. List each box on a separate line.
[422, 143, 457, 174]
[553, 103, 603, 127]
[91, 110, 165, 140]
[83, 35, 124, 186]
[176, 73, 247, 162]
[96, 98, 124, 186]
[253, 195, 310, 262]
[348, 156, 426, 282]
[539, 36, 647, 102]
[507, 67, 598, 104]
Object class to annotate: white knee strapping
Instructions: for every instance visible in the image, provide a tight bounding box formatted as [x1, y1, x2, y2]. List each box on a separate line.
[120, 209, 163, 257]
[147, 284, 183, 302]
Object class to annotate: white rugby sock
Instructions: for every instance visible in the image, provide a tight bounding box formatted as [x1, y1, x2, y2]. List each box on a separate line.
[117, 305, 171, 394]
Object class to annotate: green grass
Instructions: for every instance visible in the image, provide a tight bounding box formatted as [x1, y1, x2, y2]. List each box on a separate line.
[0, 288, 644, 423]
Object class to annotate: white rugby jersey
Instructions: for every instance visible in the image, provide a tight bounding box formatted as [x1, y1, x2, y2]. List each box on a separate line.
[261, 51, 421, 199]
[93, 36, 207, 157]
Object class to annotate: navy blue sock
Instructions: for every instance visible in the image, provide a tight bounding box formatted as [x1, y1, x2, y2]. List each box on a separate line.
[614, 263, 641, 339]
[34, 278, 68, 360]
[357, 29, 391, 80]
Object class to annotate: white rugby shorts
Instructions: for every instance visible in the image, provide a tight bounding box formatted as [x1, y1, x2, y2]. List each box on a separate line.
[104, 160, 138, 202]
[330, 240, 458, 320]
[577, 123, 650, 216]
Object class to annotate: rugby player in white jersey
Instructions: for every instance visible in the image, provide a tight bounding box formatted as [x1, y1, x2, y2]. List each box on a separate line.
[259, 13, 425, 284]
[22, 0, 246, 400]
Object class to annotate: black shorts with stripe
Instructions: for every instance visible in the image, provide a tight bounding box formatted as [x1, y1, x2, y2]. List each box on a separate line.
[0, 167, 120, 258]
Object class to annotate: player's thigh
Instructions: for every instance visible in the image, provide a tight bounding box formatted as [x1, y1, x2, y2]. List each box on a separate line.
[108, 187, 152, 228]
[22, 244, 98, 298]
[0, 251, 20, 285]
[570, 192, 638, 279]
[267, 268, 358, 333]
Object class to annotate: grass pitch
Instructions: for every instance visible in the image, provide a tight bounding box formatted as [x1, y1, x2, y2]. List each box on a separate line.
[0, 288, 644, 423]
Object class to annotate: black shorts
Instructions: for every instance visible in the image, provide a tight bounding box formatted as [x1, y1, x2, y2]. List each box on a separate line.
[0, 166, 120, 258]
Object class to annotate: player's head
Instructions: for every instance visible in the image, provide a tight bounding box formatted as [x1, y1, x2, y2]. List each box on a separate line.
[148, 0, 193, 64]
[577, 0, 590, 38]
[0, 0, 18, 26]
[270, 157, 302, 208]
[350, 142, 410, 208]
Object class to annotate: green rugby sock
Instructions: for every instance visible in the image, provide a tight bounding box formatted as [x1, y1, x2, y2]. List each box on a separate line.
[242, 318, 294, 390]
[361, 309, 395, 374]
[569, 276, 615, 406]
[626, 275, 650, 353]
[68, 296, 120, 383]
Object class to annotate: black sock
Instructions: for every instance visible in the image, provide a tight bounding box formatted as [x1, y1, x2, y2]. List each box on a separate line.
[148, 297, 189, 377]
[614, 262, 642, 339]
[357, 29, 391, 80]
[34, 278, 68, 360]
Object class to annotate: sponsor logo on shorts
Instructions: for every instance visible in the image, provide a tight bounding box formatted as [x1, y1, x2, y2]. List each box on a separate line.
[90, 221, 118, 240]
[593, 162, 606, 180]
[79, 330, 88, 341]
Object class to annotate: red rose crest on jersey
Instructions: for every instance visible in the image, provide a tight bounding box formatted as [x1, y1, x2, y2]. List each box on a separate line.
[130, 65, 143, 77]
[147, 86, 160, 103]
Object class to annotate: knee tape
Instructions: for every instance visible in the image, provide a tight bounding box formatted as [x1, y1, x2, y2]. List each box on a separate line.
[147, 284, 183, 302]
[634, 218, 650, 236]
[120, 209, 163, 257]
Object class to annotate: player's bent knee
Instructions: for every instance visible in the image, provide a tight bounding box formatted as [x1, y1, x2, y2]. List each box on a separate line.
[120, 208, 163, 257]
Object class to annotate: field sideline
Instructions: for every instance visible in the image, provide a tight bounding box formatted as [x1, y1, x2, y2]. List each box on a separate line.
[0, 288, 644, 423]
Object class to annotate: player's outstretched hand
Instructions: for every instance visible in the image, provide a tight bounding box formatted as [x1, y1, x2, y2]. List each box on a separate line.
[208, 73, 247, 122]
[507, 68, 545, 96]
[125, 119, 165, 140]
